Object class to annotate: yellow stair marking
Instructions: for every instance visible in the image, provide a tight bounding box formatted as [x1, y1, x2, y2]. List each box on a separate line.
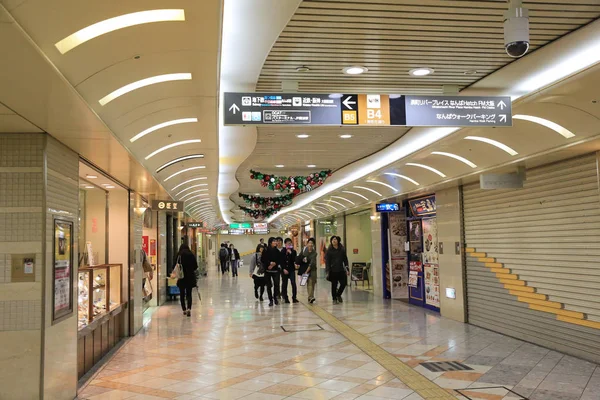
[490, 268, 511, 274]
[499, 278, 525, 285]
[558, 316, 600, 330]
[529, 304, 584, 319]
[470, 252, 487, 258]
[465, 247, 475, 253]
[477, 257, 495, 263]
[518, 297, 562, 309]
[510, 291, 547, 301]
[504, 284, 534, 293]
[485, 262, 504, 269]
[496, 273, 518, 280]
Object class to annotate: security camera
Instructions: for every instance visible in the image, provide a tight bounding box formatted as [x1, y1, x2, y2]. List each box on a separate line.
[504, 0, 530, 58]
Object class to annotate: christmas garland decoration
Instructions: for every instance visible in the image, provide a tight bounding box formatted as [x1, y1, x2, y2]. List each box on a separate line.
[239, 192, 294, 208]
[239, 205, 278, 220]
[249, 169, 332, 193]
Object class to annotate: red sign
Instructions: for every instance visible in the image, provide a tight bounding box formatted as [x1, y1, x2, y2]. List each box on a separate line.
[142, 236, 149, 254]
[353, 248, 359, 254]
[410, 261, 423, 272]
[150, 239, 156, 256]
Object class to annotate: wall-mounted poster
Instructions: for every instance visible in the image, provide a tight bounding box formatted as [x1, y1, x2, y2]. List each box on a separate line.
[422, 218, 439, 264]
[408, 271, 419, 287]
[409, 220, 423, 253]
[53, 219, 74, 323]
[388, 211, 408, 299]
[424, 264, 440, 307]
[409, 195, 436, 217]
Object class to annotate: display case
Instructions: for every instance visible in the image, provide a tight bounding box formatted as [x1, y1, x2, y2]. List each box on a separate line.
[78, 264, 123, 330]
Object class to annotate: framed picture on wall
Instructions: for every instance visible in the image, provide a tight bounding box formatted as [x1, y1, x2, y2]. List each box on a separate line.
[53, 219, 74, 324]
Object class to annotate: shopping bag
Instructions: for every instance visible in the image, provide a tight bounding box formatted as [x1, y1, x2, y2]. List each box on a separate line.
[300, 273, 309, 286]
[239, 260, 244, 268]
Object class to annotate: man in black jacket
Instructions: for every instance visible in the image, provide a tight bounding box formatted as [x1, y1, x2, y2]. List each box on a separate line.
[276, 237, 285, 299]
[262, 237, 281, 306]
[281, 238, 299, 303]
[326, 236, 349, 304]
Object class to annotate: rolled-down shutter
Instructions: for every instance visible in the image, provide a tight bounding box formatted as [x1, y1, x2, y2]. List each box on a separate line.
[463, 154, 600, 363]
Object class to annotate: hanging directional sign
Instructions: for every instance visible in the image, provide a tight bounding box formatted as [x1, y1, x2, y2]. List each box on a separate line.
[151, 200, 184, 211]
[223, 93, 512, 127]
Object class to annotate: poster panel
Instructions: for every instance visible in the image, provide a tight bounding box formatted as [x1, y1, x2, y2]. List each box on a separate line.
[424, 264, 440, 307]
[388, 212, 408, 299]
[53, 219, 74, 322]
[422, 218, 439, 264]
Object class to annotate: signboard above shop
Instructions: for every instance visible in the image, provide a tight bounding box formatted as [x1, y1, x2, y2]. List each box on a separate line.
[376, 203, 400, 212]
[187, 222, 203, 228]
[409, 195, 437, 217]
[229, 222, 252, 229]
[253, 222, 268, 230]
[224, 93, 512, 128]
[151, 200, 184, 211]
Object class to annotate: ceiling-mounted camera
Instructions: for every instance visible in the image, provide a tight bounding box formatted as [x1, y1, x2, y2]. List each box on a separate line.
[504, 0, 530, 58]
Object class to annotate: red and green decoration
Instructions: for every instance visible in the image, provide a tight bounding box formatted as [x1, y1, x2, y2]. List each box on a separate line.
[239, 205, 278, 220]
[239, 192, 294, 209]
[249, 169, 332, 193]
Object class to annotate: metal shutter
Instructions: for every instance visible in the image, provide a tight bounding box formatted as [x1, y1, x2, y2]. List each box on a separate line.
[463, 154, 600, 363]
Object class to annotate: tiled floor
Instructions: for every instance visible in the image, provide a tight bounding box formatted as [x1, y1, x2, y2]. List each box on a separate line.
[78, 268, 600, 400]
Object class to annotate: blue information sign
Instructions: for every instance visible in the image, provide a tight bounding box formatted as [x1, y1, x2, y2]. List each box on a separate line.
[376, 203, 400, 212]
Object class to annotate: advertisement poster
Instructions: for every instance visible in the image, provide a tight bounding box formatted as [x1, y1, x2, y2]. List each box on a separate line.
[150, 239, 157, 256]
[409, 220, 423, 253]
[422, 218, 439, 264]
[142, 236, 149, 255]
[409, 261, 423, 272]
[409, 271, 419, 287]
[424, 264, 440, 307]
[409, 195, 436, 217]
[53, 219, 73, 322]
[388, 212, 408, 299]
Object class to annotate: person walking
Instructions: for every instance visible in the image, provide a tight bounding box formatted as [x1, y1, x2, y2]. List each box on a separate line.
[298, 238, 318, 303]
[229, 243, 240, 277]
[281, 238, 299, 303]
[219, 243, 229, 275]
[175, 244, 198, 316]
[262, 237, 281, 306]
[276, 237, 285, 298]
[249, 244, 266, 301]
[325, 236, 349, 304]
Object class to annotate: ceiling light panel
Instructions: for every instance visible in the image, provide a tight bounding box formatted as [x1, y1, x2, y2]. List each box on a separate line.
[317, 202, 338, 211]
[342, 190, 369, 201]
[513, 115, 575, 138]
[431, 152, 477, 168]
[164, 166, 206, 181]
[99, 73, 192, 106]
[175, 184, 208, 197]
[186, 198, 211, 208]
[179, 189, 208, 199]
[145, 139, 201, 160]
[55, 9, 186, 54]
[405, 163, 446, 178]
[353, 186, 382, 197]
[156, 154, 204, 173]
[384, 173, 420, 186]
[366, 180, 399, 192]
[132, 118, 198, 143]
[171, 177, 208, 191]
[327, 200, 346, 208]
[464, 136, 518, 156]
[331, 196, 355, 205]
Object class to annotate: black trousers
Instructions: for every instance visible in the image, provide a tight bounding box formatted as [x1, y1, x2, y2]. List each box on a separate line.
[265, 272, 280, 301]
[330, 270, 347, 300]
[178, 282, 193, 311]
[281, 272, 297, 300]
[220, 259, 228, 274]
[252, 275, 266, 297]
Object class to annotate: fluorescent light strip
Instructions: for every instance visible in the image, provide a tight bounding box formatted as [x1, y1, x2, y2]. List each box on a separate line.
[175, 184, 208, 197]
[353, 186, 382, 197]
[179, 189, 208, 200]
[100, 73, 192, 106]
[405, 163, 446, 178]
[156, 154, 204, 173]
[190, 206, 212, 214]
[328, 200, 346, 208]
[186, 199, 211, 208]
[317, 202, 338, 211]
[313, 206, 329, 214]
[185, 194, 209, 202]
[172, 177, 207, 191]
[342, 191, 369, 201]
[366, 180, 399, 192]
[514, 114, 575, 139]
[133, 118, 198, 143]
[311, 208, 326, 216]
[301, 210, 318, 218]
[383, 173, 420, 186]
[164, 166, 206, 182]
[331, 196, 355, 205]
[464, 136, 518, 156]
[55, 9, 186, 54]
[431, 152, 477, 168]
[146, 140, 201, 160]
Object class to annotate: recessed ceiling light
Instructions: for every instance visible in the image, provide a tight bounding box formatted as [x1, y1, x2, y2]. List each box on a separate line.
[409, 68, 434, 76]
[54, 9, 186, 54]
[296, 66, 310, 72]
[275, 164, 284, 168]
[339, 134, 353, 139]
[85, 186, 94, 189]
[86, 175, 97, 179]
[99, 73, 192, 106]
[131, 118, 198, 143]
[296, 134, 310, 139]
[328, 93, 344, 99]
[105, 185, 115, 189]
[145, 139, 201, 160]
[307, 164, 316, 168]
[254, 193, 260, 195]
[342, 66, 368, 75]
[101, 183, 111, 187]
[464, 70, 479, 75]
[389, 94, 402, 99]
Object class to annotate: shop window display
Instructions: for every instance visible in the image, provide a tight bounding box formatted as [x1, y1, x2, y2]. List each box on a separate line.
[77, 264, 122, 329]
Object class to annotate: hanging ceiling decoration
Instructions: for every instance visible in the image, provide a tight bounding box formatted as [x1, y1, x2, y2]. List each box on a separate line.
[239, 205, 278, 220]
[239, 192, 294, 209]
[249, 169, 332, 193]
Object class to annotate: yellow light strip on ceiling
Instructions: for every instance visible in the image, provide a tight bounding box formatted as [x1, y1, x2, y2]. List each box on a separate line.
[100, 73, 192, 106]
[133, 118, 198, 143]
[145, 139, 201, 160]
[464, 136, 518, 156]
[513, 115, 575, 139]
[171, 177, 208, 191]
[406, 163, 446, 178]
[55, 9, 186, 54]
[342, 190, 369, 201]
[331, 196, 355, 205]
[366, 180, 399, 192]
[179, 189, 208, 200]
[431, 152, 477, 168]
[176, 184, 208, 197]
[383, 173, 420, 186]
[353, 186, 382, 197]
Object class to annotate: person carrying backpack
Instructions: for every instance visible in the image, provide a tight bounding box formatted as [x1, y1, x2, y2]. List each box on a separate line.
[219, 243, 229, 275]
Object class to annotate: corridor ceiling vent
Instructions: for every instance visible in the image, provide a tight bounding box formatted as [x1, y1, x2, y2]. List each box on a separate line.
[171, 177, 208, 191]
[353, 186, 382, 197]
[366, 180, 399, 193]
[331, 196, 355, 206]
[54, 9, 186, 54]
[431, 152, 477, 168]
[99, 73, 192, 106]
[342, 191, 369, 201]
[464, 136, 518, 156]
[131, 118, 198, 143]
[409, 68, 434, 77]
[163, 166, 205, 181]
[342, 66, 368, 75]
[406, 163, 447, 178]
[176, 184, 208, 197]
[156, 154, 204, 173]
[317, 202, 338, 211]
[384, 173, 420, 186]
[179, 189, 209, 200]
[145, 139, 201, 160]
[327, 199, 346, 208]
[513, 115, 576, 139]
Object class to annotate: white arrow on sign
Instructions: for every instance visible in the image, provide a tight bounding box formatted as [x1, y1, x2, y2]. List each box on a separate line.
[342, 96, 356, 110]
[229, 103, 240, 114]
[500, 114, 507, 123]
[497, 100, 507, 110]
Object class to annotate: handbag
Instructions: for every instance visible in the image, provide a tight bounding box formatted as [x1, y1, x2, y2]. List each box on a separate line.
[171, 256, 184, 280]
[300, 274, 309, 286]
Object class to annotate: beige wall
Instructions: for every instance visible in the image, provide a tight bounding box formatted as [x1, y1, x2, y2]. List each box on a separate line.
[437, 186, 466, 323]
[108, 189, 129, 333]
[219, 234, 272, 255]
[370, 214, 383, 295]
[346, 212, 373, 266]
[85, 188, 107, 265]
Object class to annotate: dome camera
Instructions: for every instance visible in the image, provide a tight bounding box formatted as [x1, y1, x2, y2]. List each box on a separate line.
[504, 0, 530, 58]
